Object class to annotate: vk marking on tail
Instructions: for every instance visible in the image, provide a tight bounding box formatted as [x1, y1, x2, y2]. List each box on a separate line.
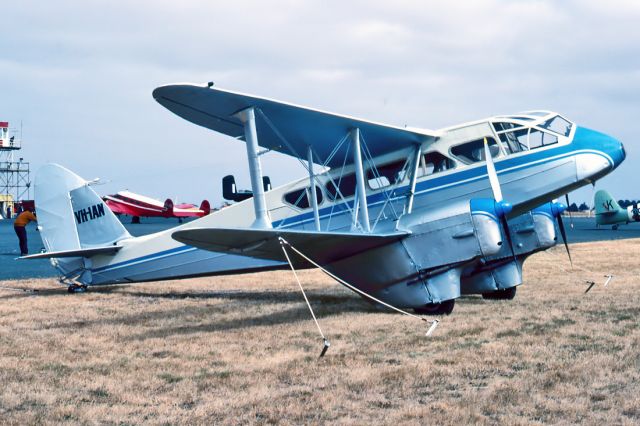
[74, 203, 106, 224]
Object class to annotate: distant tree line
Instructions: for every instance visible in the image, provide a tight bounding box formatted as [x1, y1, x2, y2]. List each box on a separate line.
[617, 200, 639, 208]
[567, 200, 640, 212]
[567, 202, 591, 212]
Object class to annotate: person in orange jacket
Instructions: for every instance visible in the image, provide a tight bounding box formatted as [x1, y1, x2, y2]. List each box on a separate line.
[14, 208, 37, 255]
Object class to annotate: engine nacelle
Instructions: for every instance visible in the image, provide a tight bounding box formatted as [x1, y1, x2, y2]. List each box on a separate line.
[626, 203, 640, 222]
[460, 205, 558, 295]
[328, 198, 508, 307]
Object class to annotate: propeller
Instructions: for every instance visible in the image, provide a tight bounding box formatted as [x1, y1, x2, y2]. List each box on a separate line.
[551, 201, 572, 267]
[564, 193, 574, 229]
[483, 138, 516, 260]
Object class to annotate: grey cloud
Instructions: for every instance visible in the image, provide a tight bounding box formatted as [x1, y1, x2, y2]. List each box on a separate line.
[0, 0, 638, 203]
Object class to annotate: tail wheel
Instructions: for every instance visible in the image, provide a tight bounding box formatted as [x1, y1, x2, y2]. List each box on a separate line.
[482, 286, 517, 300]
[414, 299, 455, 315]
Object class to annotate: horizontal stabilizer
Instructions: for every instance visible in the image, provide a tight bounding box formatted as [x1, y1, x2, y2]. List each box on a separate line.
[20, 245, 122, 260]
[172, 227, 408, 266]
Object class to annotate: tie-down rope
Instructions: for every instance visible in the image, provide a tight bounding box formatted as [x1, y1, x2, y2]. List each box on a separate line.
[278, 236, 439, 355]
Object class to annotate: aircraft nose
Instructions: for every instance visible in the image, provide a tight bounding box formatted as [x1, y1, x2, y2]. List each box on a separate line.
[573, 126, 625, 181]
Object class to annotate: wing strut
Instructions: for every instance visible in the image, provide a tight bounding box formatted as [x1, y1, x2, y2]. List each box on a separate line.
[351, 128, 370, 232]
[307, 146, 321, 231]
[235, 107, 271, 229]
[405, 144, 422, 215]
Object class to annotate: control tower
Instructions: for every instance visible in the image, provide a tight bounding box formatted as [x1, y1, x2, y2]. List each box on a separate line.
[0, 121, 30, 219]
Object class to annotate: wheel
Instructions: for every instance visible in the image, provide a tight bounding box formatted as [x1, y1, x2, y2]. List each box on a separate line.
[67, 284, 88, 294]
[482, 286, 517, 300]
[414, 299, 455, 315]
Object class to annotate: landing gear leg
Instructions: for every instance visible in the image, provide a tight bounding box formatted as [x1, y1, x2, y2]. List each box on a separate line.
[67, 284, 88, 294]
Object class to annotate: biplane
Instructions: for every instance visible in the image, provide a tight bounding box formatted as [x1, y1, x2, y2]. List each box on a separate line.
[25, 83, 625, 315]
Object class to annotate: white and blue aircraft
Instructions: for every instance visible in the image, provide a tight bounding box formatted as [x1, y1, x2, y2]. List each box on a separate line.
[26, 83, 625, 315]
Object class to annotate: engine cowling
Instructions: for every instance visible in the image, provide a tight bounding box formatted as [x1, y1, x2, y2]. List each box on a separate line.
[626, 203, 640, 222]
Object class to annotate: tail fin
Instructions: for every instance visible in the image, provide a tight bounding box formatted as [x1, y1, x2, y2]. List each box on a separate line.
[163, 198, 174, 218]
[35, 164, 131, 253]
[199, 200, 211, 216]
[594, 189, 621, 215]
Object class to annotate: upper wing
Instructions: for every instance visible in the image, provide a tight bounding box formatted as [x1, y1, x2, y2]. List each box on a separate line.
[172, 227, 408, 267]
[153, 83, 438, 168]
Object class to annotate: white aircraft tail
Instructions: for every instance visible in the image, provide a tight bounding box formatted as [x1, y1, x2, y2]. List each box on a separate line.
[35, 164, 131, 254]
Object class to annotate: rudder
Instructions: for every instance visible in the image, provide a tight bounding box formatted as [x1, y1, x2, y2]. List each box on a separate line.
[594, 189, 621, 215]
[35, 164, 131, 253]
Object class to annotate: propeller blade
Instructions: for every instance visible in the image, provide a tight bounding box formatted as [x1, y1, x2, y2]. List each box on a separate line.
[484, 138, 515, 260]
[499, 215, 517, 261]
[484, 138, 502, 202]
[556, 214, 573, 267]
[565, 193, 574, 229]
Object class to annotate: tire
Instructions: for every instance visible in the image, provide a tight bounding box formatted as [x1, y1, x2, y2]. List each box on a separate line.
[482, 286, 517, 300]
[414, 299, 455, 315]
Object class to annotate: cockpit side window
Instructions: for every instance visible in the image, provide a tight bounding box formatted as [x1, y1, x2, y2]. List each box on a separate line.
[497, 127, 558, 152]
[498, 128, 528, 154]
[528, 129, 559, 149]
[418, 151, 456, 177]
[540, 115, 572, 137]
[450, 137, 499, 164]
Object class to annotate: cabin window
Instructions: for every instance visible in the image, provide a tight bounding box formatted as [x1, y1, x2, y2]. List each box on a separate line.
[325, 173, 356, 200]
[283, 186, 323, 209]
[367, 159, 407, 189]
[450, 137, 499, 164]
[418, 152, 455, 177]
[540, 115, 572, 137]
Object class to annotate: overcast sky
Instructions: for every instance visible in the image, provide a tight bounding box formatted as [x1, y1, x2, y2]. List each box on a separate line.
[1, 0, 638, 206]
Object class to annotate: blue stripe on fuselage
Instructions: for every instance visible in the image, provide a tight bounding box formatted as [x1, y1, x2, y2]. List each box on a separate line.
[273, 146, 612, 228]
[92, 144, 612, 276]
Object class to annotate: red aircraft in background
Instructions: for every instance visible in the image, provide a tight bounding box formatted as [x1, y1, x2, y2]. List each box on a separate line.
[103, 190, 210, 222]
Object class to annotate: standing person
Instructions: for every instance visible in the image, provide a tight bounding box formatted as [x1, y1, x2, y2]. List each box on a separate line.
[14, 209, 37, 255]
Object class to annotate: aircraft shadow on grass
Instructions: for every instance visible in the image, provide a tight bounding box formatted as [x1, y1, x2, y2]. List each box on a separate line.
[0, 287, 379, 338]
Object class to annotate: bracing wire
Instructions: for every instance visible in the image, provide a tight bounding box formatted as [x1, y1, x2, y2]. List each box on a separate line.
[256, 108, 356, 227]
[279, 240, 331, 357]
[279, 237, 439, 337]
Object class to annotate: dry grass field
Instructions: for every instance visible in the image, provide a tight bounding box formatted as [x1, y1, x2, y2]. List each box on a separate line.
[1, 239, 639, 425]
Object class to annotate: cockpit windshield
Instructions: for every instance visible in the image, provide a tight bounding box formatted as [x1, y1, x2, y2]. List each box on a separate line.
[540, 115, 572, 137]
[490, 113, 572, 155]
